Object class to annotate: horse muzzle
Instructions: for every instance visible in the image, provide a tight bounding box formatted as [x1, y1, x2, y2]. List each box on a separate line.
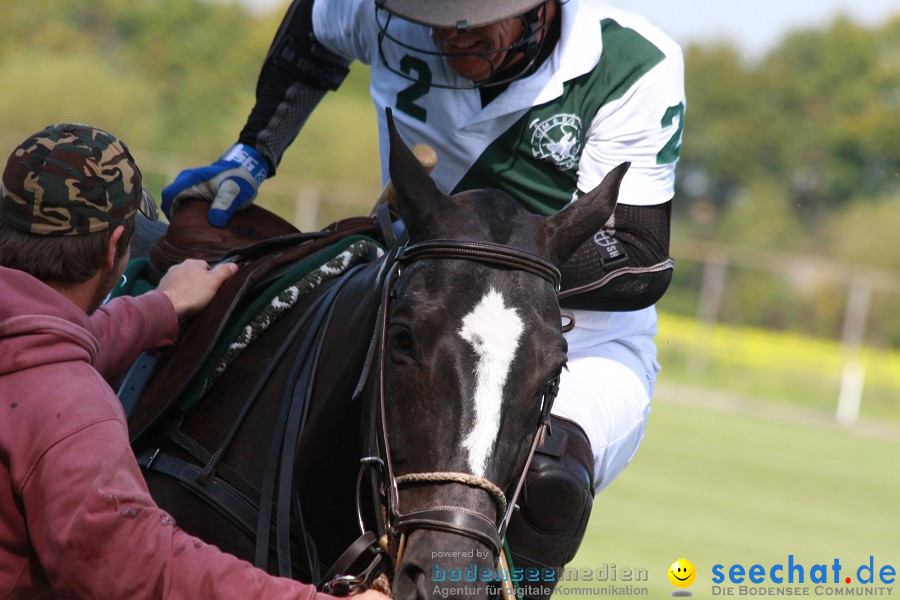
[392, 528, 501, 600]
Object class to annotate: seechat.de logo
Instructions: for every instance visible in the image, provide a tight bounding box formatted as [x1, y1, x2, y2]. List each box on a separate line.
[710, 555, 897, 597]
[669, 558, 697, 597]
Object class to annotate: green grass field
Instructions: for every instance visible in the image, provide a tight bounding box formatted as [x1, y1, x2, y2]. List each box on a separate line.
[567, 390, 900, 598]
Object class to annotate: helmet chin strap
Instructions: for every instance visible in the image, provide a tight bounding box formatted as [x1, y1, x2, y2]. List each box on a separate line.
[488, 1, 549, 83]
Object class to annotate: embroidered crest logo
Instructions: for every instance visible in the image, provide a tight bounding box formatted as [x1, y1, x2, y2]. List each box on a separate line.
[529, 113, 583, 171]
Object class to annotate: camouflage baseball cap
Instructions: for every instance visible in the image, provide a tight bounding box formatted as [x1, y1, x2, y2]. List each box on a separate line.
[0, 123, 158, 235]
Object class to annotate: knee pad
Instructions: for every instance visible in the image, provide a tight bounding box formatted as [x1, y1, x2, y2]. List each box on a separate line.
[506, 416, 594, 598]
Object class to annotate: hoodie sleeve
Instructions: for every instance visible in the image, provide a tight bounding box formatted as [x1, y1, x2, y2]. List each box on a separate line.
[88, 290, 179, 378]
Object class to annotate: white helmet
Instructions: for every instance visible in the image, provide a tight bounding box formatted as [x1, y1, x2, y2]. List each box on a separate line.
[378, 0, 545, 29]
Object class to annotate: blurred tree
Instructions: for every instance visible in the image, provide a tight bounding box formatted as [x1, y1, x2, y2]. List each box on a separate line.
[0, 0, 272, 153]
[760, 15, 900, 216]
[677, 13, 900, 229]
[1, 0, 898, 344]
[822, 196, 900, 271]
[0, 1, 896, 268]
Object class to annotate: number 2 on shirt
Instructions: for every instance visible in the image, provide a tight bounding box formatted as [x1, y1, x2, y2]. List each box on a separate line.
[396, 55, 431, 122]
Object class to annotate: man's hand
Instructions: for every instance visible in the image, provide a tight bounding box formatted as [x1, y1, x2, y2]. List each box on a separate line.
[157, 259, 239, 320]
[161, 143, 269, 228]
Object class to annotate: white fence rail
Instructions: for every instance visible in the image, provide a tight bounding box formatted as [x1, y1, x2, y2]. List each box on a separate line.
[671, 238, 900, 426]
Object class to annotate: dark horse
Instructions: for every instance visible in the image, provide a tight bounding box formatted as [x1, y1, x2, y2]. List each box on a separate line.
[127, 112, 626, 600]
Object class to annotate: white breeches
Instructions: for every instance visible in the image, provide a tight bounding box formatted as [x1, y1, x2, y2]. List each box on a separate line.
[551, 355, 653, 493]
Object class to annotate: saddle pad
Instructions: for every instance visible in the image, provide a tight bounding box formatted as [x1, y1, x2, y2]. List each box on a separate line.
[107, 257, 158, 301]
[127, 216, 383, 448]
[181, 235, 383, 411]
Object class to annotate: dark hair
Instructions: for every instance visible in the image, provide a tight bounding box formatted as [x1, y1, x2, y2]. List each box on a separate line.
[0, 215, 135, 286]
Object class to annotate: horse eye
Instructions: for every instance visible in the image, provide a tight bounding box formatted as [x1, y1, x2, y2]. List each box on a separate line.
[389, 325, 414, 354]
[538, 371, 562, 403]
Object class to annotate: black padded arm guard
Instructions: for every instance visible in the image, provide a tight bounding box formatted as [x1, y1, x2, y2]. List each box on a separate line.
[238, 0, 351, 174]
[559, 201, 673, 312]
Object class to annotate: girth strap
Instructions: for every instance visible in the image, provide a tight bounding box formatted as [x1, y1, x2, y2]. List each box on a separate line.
[137, 448, 258, 540]
[135, 446, 310, 575]
[167, 425, 261, 503]
[117, 350, 163, 419]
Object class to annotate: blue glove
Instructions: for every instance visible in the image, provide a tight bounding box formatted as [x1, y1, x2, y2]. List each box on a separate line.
[161, 143, 269, 228]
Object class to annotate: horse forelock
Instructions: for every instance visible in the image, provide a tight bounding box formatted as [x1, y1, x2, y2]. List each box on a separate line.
[412, 189, 546, 253]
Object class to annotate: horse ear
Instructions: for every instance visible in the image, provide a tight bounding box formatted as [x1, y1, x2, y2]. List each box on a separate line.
[543, 162, 630, 264]
[386, 107, 445, 233]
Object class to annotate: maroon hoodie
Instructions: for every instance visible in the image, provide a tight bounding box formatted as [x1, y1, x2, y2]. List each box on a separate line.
[0, 265, 331, 600]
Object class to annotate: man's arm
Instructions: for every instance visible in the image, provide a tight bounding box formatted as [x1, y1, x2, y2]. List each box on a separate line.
[238, 0, 351, 175]
[162, 0, 352, 226]
[88, 291, 179, 377]
[562, 43, 684, 312]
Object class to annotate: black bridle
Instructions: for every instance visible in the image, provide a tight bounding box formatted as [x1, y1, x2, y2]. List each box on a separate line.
[340, 238, 563, 591]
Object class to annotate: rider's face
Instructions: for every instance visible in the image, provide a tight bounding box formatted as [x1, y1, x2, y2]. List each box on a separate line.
[431, 17, 526, 83]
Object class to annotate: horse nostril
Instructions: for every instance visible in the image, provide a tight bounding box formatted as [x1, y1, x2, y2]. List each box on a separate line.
[395, 563, 430, 600]
[414, 571, 430, 600]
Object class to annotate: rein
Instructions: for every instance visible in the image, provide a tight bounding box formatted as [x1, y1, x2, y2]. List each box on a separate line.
[341, 238, 562, 592]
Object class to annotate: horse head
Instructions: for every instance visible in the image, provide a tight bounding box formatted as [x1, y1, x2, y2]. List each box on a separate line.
[379, 110, 628, 600]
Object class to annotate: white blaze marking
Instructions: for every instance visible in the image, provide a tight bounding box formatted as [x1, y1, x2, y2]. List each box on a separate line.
[458, 288, 524, 476]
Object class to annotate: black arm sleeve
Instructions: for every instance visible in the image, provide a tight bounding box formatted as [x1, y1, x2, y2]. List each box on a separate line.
[558, 201, 674, 312]
[237, 0, 351, 174]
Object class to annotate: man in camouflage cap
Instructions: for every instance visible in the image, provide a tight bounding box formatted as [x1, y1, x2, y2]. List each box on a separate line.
[0, 122, 158, 235]
[0, 125, 379, 599]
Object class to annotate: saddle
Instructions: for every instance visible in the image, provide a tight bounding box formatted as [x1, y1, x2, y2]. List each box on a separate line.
[149, 199, 300, 269]
[129, 199, 383, 448]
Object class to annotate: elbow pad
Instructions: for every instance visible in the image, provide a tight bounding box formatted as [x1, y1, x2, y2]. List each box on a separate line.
[558, 201, 673, 312]
[559, 260, 673, 311]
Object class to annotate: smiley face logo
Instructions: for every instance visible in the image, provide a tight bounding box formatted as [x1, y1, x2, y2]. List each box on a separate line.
[668, 558, 697, 588]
